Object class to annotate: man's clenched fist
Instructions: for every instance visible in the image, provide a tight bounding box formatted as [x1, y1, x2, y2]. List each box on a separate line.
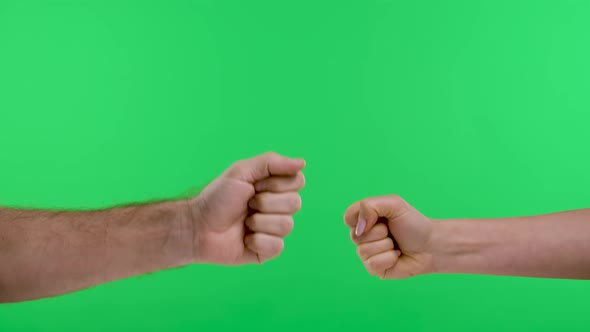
[189, 152, 305, 265]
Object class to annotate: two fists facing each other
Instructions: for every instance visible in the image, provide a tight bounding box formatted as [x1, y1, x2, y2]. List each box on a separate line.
[193, 152, 430, 279]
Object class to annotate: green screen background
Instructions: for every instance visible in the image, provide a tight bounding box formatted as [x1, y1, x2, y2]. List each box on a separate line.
[1, 1, 590, 331]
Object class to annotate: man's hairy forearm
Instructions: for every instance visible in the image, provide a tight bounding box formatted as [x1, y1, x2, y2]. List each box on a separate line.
[431, 209, 590, 279]
[0, 200, 194, 303]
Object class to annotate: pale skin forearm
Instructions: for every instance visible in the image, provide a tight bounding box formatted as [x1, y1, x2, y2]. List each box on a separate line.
[0, 200, 194, 303]
[431, 209, 590, 279]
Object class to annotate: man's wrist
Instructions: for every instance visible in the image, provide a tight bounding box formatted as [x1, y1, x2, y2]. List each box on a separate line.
[153, 199, 196, 267]
[184, 198, 203, 264]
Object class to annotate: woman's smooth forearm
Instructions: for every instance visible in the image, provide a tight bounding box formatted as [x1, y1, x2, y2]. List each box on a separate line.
[430, 209, 590, 279]
[0, 200, 194, 303]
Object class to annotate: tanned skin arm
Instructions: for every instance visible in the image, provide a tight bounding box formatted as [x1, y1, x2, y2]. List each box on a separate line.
[0, 152, 306, 303]
[0, 200, 194, 303]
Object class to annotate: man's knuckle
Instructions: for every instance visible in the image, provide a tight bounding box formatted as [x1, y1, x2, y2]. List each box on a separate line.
[296, 173, 306, 187]
[281, 217, 294, 234]
[264, 151, 279, 161]
[231, 159, 246, 170]
[273, 239, 285, 253]
[292, 195, 302, 210]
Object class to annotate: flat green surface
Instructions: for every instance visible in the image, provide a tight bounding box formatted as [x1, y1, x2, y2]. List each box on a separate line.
[1, 1, 590, 331]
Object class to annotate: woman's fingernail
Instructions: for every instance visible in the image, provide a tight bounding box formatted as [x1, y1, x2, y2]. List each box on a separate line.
[395, 250, 402, 256]
[355, 218, 366, 236]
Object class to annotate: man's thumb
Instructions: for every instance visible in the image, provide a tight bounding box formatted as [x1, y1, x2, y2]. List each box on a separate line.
[225, 152, 305, 183]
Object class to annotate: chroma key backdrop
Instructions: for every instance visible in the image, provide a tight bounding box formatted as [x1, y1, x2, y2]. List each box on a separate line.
[1, 1, 590, 331]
